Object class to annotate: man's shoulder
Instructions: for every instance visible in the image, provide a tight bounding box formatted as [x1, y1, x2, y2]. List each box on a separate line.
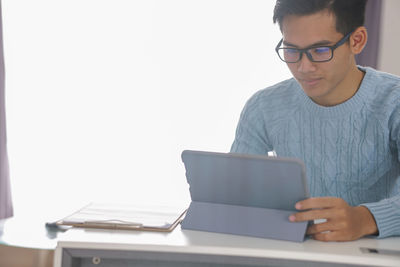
[362, 67, 400, 104]
[367, 67, 400, 81]
[237, 78, 300, 135]
[246, 78, 299, 108]
[363, 67, 400, 91]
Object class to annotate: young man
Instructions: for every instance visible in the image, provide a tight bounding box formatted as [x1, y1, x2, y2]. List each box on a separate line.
[231, 0, 400, 241]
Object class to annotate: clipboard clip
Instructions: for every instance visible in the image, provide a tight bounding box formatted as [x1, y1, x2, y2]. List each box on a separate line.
[83, 219, 143, 229]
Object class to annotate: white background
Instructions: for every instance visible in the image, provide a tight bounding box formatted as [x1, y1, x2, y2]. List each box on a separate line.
[3, 0, 291, 218]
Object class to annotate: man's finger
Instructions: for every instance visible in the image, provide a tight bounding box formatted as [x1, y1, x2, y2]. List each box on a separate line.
[306, 221, 341, 235]
[312, 230, 357, 242]
[312, 231, 339, 242]
[290, 208, 333, 222]
[296, 197, 346, 210]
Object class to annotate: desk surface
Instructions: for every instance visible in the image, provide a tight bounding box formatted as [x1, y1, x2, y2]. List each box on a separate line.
[55, 225, 400, 267]
[0, 216, 59, 250]
[0, 216, 59, 267]
[1, 216, 399, 267]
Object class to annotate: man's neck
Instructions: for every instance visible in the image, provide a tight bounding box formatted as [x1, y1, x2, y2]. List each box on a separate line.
[312, 65, 365, 107]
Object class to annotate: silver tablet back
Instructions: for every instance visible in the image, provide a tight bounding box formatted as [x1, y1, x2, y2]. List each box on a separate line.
[181, 150, 309, 211]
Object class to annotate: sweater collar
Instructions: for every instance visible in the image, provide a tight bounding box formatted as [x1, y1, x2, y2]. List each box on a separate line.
[295, 66, 375, 118]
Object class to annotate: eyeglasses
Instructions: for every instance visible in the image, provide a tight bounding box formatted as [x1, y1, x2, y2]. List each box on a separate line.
[275, 31, 353, 63]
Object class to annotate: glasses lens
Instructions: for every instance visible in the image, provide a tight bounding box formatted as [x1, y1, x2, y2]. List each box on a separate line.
[279, 48, 300, 63]
[308, 47, 332, 62]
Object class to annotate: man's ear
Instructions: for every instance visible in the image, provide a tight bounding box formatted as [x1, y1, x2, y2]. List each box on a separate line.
[350, 26, 368, 55]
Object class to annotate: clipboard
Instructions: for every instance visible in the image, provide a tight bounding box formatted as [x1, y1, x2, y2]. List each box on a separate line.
[56, 203, 187, 232]
[180, 150, 310, 242]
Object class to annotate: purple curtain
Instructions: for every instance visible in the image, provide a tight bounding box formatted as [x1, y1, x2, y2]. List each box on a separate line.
[355, 0, 382, 68]
[0, 2, 13, 220]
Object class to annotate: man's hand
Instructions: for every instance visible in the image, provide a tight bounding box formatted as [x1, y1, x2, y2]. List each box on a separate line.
[289, 197, 378, 241]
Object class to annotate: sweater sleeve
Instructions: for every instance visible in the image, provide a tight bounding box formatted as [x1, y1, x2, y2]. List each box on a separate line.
[361, 196, 400, 238]
[230, 92, 272, 155]
[361, 100, 400, 238]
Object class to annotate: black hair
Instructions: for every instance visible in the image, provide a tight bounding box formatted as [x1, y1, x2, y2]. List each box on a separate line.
[273, 0, 367, 35]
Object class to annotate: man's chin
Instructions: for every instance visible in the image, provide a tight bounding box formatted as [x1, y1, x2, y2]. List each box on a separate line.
[301, 85, 324, 97]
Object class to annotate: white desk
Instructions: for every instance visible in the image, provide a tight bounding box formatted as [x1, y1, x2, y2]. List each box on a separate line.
[54, 225, 400, 267]
[0, 216, 59, 267]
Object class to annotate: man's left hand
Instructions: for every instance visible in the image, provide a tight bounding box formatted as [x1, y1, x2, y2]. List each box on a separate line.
[289, 197, 378, 241]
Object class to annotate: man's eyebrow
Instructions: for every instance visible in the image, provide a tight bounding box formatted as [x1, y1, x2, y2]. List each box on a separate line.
[282, 40, 333, 48]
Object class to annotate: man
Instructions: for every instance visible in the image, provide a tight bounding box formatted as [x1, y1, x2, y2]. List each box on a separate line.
[231, 0, 400, 241]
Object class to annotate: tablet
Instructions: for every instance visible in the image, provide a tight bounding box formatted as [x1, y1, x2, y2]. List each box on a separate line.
[181, 150, 309, 211]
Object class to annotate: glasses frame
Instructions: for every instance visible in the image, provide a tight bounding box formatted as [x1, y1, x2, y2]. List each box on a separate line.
[275, 31, 354, 63]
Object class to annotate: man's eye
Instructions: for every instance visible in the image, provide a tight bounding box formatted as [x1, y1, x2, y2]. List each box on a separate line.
[285, 48, 298, 54]
[312, 47, 330, 54]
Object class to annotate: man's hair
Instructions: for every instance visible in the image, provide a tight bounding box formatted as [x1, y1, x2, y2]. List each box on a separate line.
[273, 0, 367, 35]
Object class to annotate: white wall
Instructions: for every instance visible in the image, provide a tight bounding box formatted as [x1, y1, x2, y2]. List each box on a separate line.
[3, 0, 291, 218]
[378, 0, 400, 76]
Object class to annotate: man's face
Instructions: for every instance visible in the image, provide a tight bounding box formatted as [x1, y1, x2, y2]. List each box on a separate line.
[281, 10, 355, 106]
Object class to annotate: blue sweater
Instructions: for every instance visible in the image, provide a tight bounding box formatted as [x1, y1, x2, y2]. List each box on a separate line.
[231, 67, 400, 238]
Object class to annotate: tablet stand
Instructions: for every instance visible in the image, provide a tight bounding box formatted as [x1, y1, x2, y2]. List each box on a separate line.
[181, 201, 308, 242]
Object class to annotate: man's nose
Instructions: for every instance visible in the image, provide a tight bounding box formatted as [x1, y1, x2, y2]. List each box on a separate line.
[297, 53, 317, 73]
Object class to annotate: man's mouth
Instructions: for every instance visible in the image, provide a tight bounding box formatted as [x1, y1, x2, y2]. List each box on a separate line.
[299, 78, 322, 87]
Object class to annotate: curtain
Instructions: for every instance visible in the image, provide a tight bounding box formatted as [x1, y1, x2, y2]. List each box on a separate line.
[355, 0, 382, 68]
[0, 2, 13, 220]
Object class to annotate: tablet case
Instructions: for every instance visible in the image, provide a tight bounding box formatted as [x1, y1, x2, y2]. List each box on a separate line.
[181, 150, 309, 242]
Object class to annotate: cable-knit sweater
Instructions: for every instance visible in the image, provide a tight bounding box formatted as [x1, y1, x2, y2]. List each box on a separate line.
[231, 66, 400, 238]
